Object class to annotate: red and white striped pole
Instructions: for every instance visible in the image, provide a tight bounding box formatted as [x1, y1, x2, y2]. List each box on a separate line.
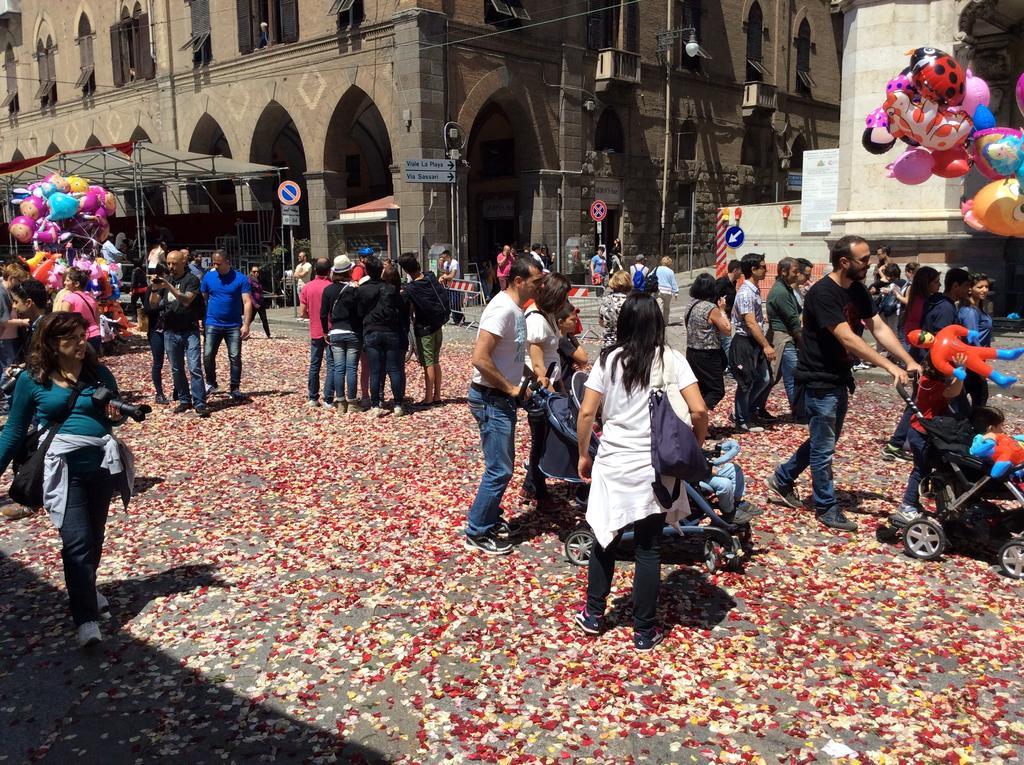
[715, 207, 730, 278]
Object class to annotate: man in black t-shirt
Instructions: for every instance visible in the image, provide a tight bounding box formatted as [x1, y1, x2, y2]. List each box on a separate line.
[766, 236, 920, 532]
[716, 259, 742, 363]
[154, 250, 209, 417]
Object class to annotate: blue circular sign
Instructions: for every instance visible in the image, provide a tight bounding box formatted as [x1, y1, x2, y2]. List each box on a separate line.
[278, 181, 301, 206]
[725, 226, 745, 249]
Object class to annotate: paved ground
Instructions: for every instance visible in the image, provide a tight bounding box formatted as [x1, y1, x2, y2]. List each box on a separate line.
[1, 332, 1024, 764]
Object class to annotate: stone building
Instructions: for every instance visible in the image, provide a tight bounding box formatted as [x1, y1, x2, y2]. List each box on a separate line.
[832, 0, 1024, 311]
[0, 0, 841, 271]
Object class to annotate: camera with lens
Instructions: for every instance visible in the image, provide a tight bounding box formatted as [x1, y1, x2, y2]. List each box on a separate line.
[2, 365, 24, 396]
[92, 386, 152, 422]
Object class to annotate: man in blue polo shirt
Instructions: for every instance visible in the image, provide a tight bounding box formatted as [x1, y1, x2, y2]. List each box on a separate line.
[201, 249, 253, 401]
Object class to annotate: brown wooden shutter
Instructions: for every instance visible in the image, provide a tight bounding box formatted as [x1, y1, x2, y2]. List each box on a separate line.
[110, 25, 125, 86]
[280, 0, 299, 43]
[237, 0, 253, 53]
[136, 14, 155, 79]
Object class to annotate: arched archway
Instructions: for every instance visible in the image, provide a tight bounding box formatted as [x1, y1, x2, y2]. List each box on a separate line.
[251, 101, 309, 237]
[595, 109, 625, 154]
[323, 87, 394, 209]
[467, 102, 520, 265]
[189, 113, 237, 213]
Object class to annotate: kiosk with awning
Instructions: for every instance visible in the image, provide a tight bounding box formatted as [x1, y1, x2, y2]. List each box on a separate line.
[327, 196, 401, 261]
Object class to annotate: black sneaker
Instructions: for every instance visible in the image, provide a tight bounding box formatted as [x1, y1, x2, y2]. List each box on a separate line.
[493, 518, 522, 539]
[755, 409, 778, 423]
[195, 405, 211, 418]
[574, 608, 603, 636]
[766, 474, 803, 509]
[730, 502, 760, 526]
[817, 509, 858, 532]
[173, 402, 192, 414]
[155, 394, 169, 405]
[634, 627, 666, 652]
[464, 532, 513, 555]
[230, 390, 248, 403]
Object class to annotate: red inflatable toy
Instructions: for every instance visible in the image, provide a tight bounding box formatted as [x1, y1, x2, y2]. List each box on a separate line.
[907, 325, 1024, 387]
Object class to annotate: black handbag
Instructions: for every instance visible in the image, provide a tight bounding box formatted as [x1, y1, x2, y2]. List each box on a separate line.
[9, 383, 85, 509]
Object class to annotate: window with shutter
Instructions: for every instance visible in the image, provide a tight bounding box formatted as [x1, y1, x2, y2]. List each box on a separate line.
[745, 2, 768, 82]
[76, 16, 96, 95]
[795, 19, 813, 95]
[334, 0, 364, 29]
[237, 0, 254, 53]
[110, 24, 125, 87]
[3, 45, 18, 114]
[136, 14, 155, 79]
[279, 0, 299, 43]
[183, 0, 214, 65]
[677, 0, 705, 71]
[485, 0, 530, 26]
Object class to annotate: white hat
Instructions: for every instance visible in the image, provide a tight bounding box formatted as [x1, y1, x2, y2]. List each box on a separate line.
[332, 254, 354, 273]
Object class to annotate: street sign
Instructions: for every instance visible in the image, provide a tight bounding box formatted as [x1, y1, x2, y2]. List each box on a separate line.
[281, 206, 300, 226]
[405, 169, 456, 184]
[590, 199, 608, 222]
[278, 181, 301, 206]
[405, 159, 455, 172]
[725, 225, 745, 249]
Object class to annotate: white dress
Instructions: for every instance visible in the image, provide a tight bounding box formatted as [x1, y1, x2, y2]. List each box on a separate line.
[585, 348, 698, 548]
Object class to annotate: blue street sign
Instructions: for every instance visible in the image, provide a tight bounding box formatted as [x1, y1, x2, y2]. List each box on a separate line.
[277, 181, 301, 206]
[725, 226, 745, 249]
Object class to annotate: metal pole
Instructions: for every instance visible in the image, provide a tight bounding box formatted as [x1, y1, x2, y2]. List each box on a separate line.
[688, 184, 696, 272]
[659, 0, 673, 262]
[454, 173, 461, 266]
[555, 188, 562, 273]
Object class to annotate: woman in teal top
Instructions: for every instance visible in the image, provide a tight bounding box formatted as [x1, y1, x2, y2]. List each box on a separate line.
[0, 312, 127, 648]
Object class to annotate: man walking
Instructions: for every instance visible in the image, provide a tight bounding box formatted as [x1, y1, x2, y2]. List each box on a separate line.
[154, 250, 208, 417]
[465, 256, 544, 555]
[300, 257, 335, 407]
[201, 250, 252, 402]
[766, 257, 803, 416]
[767, 236, 920, 532]
[652, 256, 679, 324]
[399, 253, 448, 406]
[730, 253, 775, 432]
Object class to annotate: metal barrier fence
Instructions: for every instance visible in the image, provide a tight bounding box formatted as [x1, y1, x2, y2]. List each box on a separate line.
[566, 286, 604, 341]
[445, 279, 486, 329]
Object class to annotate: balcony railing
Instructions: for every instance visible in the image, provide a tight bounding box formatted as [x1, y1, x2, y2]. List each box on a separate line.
[596, 48, 641, 86]
[742, 81, 777, 115]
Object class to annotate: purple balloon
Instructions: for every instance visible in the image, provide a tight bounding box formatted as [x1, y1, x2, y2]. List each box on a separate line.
[887, 147, 935, 185]
[1017, 72, 1024, 118]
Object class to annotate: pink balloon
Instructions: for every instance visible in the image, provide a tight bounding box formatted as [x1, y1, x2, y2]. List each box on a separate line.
[78, 191, 101, 214]
[961, 69, 991, 116]
[1017, 72, 1024, 119]
[8, 215, 38, 244]
[887, 147, 935, 185]
[34, 221, 61, 245]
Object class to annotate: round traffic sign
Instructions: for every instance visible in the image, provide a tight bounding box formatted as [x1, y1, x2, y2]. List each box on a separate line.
[725, 225, 745, 249]
[278, 181, 301, 206]
[590, 200, 608, 223]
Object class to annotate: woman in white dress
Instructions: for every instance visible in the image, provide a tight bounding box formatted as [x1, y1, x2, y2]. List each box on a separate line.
[574, 292, 708, 651]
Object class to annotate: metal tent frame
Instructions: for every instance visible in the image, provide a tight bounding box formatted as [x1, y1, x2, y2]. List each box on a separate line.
[1, 141, 282, 255]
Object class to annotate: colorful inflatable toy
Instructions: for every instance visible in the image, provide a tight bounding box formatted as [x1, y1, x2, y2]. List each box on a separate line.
[970, 433, 1024, 479]
[907, 325, 1024, 387]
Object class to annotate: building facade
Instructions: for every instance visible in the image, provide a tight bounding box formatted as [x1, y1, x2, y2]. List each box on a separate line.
[0, 0, 841, 271]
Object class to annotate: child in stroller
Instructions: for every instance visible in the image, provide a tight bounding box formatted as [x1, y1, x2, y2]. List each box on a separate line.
[884, 386, 1024, 578]
[528, 371, 757, 572]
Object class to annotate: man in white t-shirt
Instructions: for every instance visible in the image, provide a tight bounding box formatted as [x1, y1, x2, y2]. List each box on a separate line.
[465, 255, 545, 555]
[439, 249, 465, 325]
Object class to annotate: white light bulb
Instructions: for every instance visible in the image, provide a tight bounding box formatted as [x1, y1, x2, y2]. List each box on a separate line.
[685, 41, 700, 58]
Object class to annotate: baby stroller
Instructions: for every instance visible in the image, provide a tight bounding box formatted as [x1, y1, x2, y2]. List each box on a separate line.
[527, 371, 755, 573]
[884, 384, 1024, 578]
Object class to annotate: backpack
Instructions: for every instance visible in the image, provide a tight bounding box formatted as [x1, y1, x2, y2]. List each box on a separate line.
[632, 265, 648, 291]
[649, 352, 710, 509]
[409, 273, 451, 330]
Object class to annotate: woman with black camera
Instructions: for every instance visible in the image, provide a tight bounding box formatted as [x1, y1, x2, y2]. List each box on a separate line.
[0, 313, 135, 648]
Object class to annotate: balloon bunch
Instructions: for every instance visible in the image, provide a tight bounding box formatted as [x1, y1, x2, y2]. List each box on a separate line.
[22, 248, 122, 298]
[862, 47, 994, 184]
[7, 173, 117, 247]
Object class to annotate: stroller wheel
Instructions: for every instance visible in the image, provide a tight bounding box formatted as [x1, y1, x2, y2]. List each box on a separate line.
[737, 524, 754, 553]
[902, 517, 947, 561]
[704, 540, 727, 574]
[564, 526, 595, 567]
[998, 539, 1024, 579]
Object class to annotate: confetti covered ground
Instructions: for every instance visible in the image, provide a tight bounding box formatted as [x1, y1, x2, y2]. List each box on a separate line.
[2, 333, 1024, 764]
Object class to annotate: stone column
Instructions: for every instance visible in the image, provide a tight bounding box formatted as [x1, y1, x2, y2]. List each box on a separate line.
[831, 0, 985, 259]
[305, 170, 345, 257]
[559, 44, 586, 272]
[391, 8, 450, 268]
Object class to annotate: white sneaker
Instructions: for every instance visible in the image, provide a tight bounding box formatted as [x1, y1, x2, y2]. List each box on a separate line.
[305, 399, 321, 408]
[205, 383, 219, 396]
[77, 621, 102, 648]
[368, 407, 382, 417]
[95, 588, 109, 613]
[393, 405, 405, 417]
[891, 504, 922, 527]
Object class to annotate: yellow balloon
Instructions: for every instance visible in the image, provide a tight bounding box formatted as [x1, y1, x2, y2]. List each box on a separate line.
[66, 176, 89, 194]
[971, 179, 1024, 237]
[25, 250, 47, 269]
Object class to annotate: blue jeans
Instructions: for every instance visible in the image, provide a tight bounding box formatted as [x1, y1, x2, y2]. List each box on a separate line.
[204, 325, 242, 392]
[308, 338, 335, 403]
[165, 329, 206, 407]
[779, 342, 798, 409]
[773, 386, 849, 516]
[0, 337, 19, 409]
[329, 335, 361, 401]
[59, 468, 114, 626]
[148, 330, 166, 398]
[465, 386, 517, 537]
[364, 330, 406, 407]
[901, 428, 929, 508]
[708, 462, 744, 516]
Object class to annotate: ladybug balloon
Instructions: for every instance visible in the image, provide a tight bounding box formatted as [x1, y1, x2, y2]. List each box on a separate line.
[907, 47, 965, 106]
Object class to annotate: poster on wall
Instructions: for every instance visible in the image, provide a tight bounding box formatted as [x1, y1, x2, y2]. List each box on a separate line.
[799, 149, 840, 234]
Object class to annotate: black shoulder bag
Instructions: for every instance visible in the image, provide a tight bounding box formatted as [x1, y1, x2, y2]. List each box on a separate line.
[10, 381, 86, 509]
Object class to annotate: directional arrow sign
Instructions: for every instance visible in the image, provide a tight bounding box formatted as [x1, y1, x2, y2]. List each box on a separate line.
[404, 169, 456, 184]
[725, 225, 745, 249]
[405, 158, 456, 172]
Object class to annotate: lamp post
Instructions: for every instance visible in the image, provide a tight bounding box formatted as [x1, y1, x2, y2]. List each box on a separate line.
[656, 26, 708, 265]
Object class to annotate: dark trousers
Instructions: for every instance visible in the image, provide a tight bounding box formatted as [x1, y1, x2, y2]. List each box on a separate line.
[686, 348, 725, 410]
[586, 512, 666, 634]
[253, 305, 271, 338]
[964, 369, 989, 409]
[148, 330, 166, 397]
[901, 428, 930, 508]
[523, 408, 549, 498]
[59, 469, 115, 626]
[364, 330, 406, 407]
